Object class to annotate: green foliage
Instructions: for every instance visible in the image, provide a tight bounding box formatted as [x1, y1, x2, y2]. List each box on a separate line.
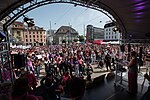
[73, 39, 78, 42]
[62, 39, 66, 43]
[78, 35, 85, 42]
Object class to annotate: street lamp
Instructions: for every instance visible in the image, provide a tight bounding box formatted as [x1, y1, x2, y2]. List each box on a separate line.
[23, 15, 35, 46]
[113, 26, 121, 44]
[23, 16, 35, 27]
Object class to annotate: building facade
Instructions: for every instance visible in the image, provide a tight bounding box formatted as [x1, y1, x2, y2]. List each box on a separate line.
[24, 26, 46, 46]
[86, 25, 104, 42]
[12, 21, 46, 46]
[93, 27, 104, 40]
[12, 21, 25, 45]
[53, 26, 78, 44]
[104, 22, 121, 41]
[86, 25, 94, 42]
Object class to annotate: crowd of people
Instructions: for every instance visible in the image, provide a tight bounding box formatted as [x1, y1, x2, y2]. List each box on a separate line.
[0, 43, 150, 100]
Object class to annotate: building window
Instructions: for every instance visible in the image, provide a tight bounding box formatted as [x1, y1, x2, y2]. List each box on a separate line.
[26, 39, 28, 42]
[30, 35, 31, 38]
[17, 31, 21, 36]
[106, 36, 107, 39]
[41, 35, 42, 38]
[37, 32, 38, 34]
[115, 36, 116, 39]
[37, 35, 39, 38]
[112, 36, 113, 38]
[34, 39, 36, 42]
[26, 35, 27, 38]
[30, 39, 32, 42]
[40, 32, 42, 34]
[33, 32, 35, 34]
[33, 35, 35, 38]
[41, 39, 43, 41]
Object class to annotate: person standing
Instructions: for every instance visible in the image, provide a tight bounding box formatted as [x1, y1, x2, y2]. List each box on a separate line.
[26, 55, 34, 74]
[127, 51, 138, 94]
[33, 58, 41, 79]
[11, 77, 42, 100]
[68, 77, 85, 100]
[104, 53, 112, 71]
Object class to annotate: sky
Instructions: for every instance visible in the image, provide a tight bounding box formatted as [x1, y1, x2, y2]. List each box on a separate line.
[17, 3, 110, 35]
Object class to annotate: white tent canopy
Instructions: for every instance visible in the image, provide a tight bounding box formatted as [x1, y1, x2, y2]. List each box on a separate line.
[106, 41, 120, 44]
[10, 45, 31, 49]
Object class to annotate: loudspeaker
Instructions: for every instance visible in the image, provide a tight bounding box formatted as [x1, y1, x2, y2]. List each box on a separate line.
[120, 44, 125, 52]
[139, 47, 143, 59]
[106, 72, 115, 80]
[93, 74, 106, 85]
[14, 54, 26, 69]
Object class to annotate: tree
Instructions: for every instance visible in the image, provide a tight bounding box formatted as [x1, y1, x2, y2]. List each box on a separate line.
[62, 39, 66, 43]
[73, 39, 78, 42]
[68, 40, 72, 44]
[78, 35, 85, 42]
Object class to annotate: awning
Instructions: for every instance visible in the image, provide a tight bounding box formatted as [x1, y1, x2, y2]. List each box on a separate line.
[92, 40, 105, 45]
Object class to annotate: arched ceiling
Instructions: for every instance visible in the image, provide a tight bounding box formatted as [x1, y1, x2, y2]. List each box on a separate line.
[0, 0, 150, 40]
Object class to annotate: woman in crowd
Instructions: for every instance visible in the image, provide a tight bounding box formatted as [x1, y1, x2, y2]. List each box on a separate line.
[26, 54, 34, 74]
[33, 57, 41, 79]
[22, 71, 38, 91]
[68, 77, 85, 100]
[11, 77, 42, 100]
[127, 51, 138, 94]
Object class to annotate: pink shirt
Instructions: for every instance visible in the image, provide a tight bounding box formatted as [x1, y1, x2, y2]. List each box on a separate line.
[27, 59, 33, 67]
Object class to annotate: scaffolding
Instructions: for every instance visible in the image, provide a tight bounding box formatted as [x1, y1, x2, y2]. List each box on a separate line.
[0, 42, 14, 83]
[0, 26, 14, 83]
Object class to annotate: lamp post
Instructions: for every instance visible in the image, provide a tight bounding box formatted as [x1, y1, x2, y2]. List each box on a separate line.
[83, 24, 86, 43]
[48, 21, 56, 45]
[113, 25, 124, 60]
[23, 16, 35, 46]
[49, 21, 51, 35]
[68, 23, 71, 44]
